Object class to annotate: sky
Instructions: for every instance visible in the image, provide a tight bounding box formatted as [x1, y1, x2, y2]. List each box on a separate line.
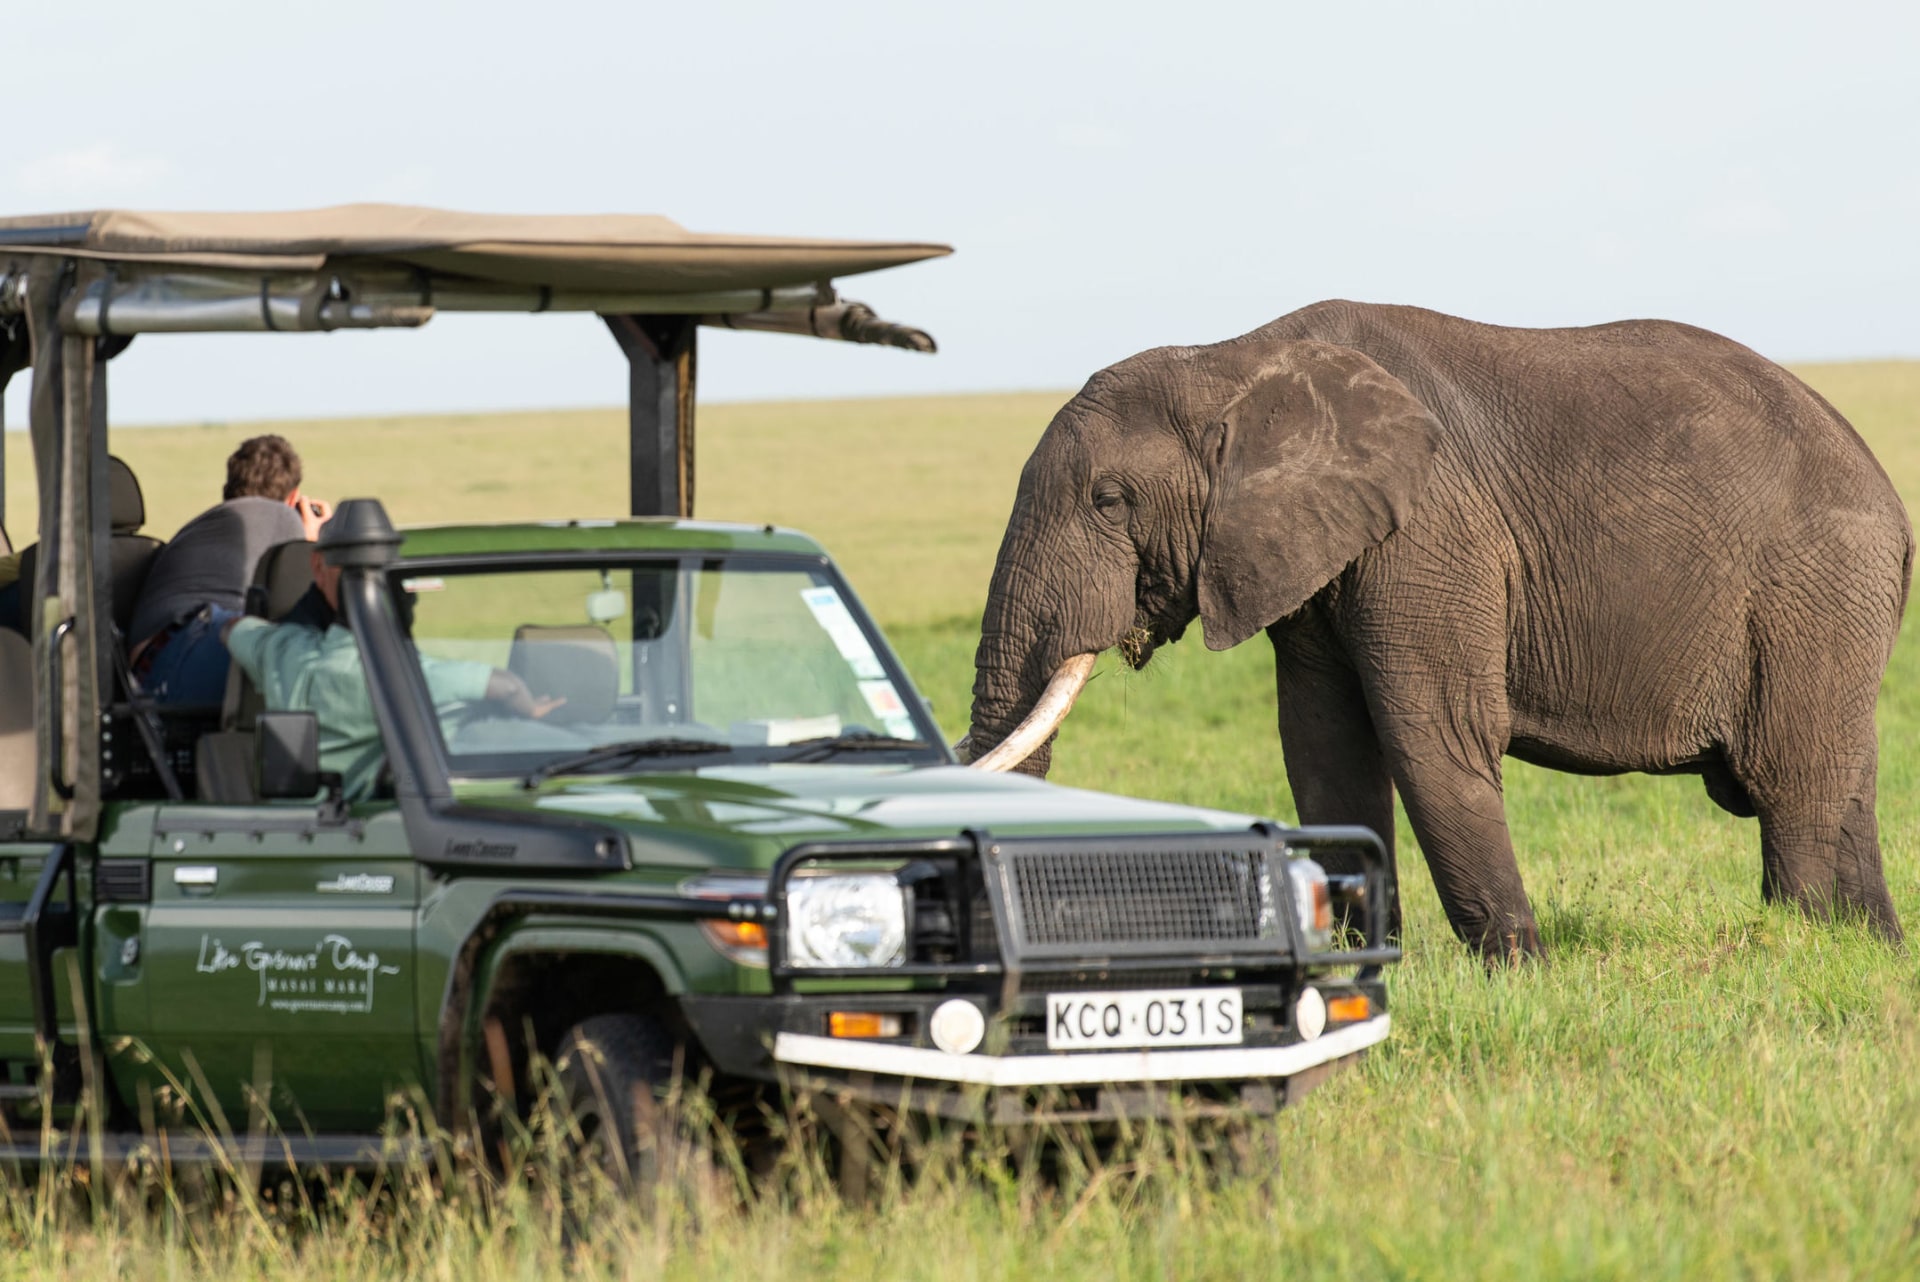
[4, 0, 1918, 428]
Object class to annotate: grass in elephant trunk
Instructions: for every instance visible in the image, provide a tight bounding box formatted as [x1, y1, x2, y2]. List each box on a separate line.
[3, 365, 1919, 1277]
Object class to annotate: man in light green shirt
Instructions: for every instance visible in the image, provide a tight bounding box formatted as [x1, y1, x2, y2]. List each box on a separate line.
[224, 548, 562, 798]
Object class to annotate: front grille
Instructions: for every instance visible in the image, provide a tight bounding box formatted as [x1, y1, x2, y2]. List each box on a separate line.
[992, 838, 1283, 958]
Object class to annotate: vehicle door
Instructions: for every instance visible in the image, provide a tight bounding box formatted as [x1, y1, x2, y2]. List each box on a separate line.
[133, 802, 418, 1132]
[0, 842, 62, 1085]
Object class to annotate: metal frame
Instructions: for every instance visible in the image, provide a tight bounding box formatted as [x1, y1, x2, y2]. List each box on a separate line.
[767, 835, 1003, 996]
[0, 243, 938, 838]
[607, 314, 696, 517]
[764, 824, 1402, 998]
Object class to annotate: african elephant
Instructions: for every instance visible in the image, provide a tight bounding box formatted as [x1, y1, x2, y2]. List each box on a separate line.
[966, 301, 1912, 960]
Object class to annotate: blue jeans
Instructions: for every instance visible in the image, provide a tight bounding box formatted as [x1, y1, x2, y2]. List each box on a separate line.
[144, 606, 242, 707]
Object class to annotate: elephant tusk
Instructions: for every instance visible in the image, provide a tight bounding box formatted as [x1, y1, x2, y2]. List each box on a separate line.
[968, 653, 1098, 772]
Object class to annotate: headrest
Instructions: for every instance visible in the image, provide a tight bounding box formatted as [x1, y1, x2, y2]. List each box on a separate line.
[108, 456, 144, 533]
[250, 539, 318, 620]
[508, 624, 617, 727]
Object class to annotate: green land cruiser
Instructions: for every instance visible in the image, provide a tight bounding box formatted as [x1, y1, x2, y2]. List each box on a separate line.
[0, 207, 1397, 1165]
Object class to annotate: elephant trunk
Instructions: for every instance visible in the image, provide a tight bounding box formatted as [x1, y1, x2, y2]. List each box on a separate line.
[967, 535, 1059, 777]
[967, 492, 1122, 777]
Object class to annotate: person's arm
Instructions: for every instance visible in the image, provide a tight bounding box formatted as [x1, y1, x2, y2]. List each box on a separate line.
[484, 668, 566, 719]
[222, 615, 271, 677]
[420, 654, 564, 719]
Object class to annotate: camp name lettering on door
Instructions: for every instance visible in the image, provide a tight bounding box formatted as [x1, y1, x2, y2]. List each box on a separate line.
[194, 932, 401, 1014]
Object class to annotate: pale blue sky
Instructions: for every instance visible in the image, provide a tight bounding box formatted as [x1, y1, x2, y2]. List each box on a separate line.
[5, 0, 1917, 427]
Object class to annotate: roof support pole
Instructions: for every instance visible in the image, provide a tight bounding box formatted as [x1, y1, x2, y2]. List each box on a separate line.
[1, 304, 31, 543]
[603, 314, 697, 519]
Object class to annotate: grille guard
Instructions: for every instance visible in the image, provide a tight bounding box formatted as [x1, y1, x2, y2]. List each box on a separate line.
[766, 823, 1399, 998]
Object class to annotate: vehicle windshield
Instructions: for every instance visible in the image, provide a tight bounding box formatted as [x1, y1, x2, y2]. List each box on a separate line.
[396, 555, 942, 777]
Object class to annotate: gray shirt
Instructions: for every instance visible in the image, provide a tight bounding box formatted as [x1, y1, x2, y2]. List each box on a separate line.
[130, 497, 304, 643]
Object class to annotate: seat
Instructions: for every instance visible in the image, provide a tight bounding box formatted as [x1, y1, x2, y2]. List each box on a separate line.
[0, 629, 36, 811]
[13, 456, 164, 637]
[508, 624, 617, 726]
[199, 539, 317, 803]
[246, 537, 318, 621]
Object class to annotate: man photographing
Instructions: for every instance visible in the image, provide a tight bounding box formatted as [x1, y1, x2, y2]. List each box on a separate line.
[130, 434, 333, 705]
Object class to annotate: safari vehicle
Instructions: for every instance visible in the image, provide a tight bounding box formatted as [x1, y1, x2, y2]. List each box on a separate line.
[0, 207, 1397, 1165]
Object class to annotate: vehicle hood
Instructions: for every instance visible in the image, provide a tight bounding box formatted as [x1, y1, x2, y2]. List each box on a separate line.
[454, 764, 1257, 872]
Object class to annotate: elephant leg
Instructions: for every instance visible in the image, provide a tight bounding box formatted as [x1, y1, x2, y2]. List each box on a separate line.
[1735, 717, 1901, 942]
[1345, 609, 1537, 960]
[1331, 527, 1538, 962]
[1381, 728, 1538, 963]
[1272, 623, 1399, 938]
[1729, 602, 1902, 942]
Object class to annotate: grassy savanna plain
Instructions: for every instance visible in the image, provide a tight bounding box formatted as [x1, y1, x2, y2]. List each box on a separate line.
[5, 363, 1920, 1278]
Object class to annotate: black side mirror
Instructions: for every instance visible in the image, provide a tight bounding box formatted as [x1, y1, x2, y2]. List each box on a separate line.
[255, 711, 321, 799]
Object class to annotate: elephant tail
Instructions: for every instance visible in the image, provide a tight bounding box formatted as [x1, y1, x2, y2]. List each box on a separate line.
[1900, 522, 1914, 623]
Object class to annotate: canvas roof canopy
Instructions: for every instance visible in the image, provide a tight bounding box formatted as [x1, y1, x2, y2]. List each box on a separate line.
[0, 204, 951, 292]
[0, 204, 951, 346]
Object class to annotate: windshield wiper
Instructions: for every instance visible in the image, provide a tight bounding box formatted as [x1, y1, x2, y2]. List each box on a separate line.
[523, 738, 731, 788]
[774, 732, 933, 764]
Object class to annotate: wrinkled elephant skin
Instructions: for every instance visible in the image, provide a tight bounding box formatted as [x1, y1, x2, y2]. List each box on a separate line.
[968, 301, 1913, 961]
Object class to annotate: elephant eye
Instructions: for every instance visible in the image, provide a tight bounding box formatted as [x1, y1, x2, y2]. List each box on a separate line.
[1091, 482, 1128, 520]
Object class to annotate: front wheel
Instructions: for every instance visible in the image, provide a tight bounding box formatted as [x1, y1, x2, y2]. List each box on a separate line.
[554, 1012, 716, 1201]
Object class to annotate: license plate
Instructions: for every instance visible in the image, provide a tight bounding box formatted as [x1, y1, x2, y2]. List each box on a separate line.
[1045, 988, 1243, 1050]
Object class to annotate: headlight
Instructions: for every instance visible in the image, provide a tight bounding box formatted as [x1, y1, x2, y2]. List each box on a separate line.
[786, 873, 908, 968]
[1287, 857, 1333, 951]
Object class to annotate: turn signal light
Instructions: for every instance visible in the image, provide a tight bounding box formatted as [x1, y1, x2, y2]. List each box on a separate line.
[1325, 993, 1371, 1023]
[698, 919, 769, 967]
[828, 1011, 903, 1039]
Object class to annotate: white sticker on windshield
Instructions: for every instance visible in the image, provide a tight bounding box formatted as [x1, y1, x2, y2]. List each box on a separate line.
[800, 586, 886, 680]
[858, 680, 918, 740]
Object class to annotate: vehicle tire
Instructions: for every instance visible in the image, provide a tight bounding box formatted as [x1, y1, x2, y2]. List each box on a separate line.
[554, 1012, 714, 1201]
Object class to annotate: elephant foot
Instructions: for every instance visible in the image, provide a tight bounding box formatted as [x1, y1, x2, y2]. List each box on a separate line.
[1836, 880, 1905, 947]
[1480, 927, 1544, 968]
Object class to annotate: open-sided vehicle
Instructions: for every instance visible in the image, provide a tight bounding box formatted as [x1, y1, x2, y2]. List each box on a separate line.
[0, 206, 1397, 1165]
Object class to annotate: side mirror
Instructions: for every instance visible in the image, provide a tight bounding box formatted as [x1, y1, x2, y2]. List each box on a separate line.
[255, 711, 321, 800]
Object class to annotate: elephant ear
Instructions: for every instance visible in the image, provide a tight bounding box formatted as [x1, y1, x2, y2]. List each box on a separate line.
[1195, 341, 1440, 650]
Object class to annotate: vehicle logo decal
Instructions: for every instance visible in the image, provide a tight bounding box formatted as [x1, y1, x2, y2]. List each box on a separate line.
[317, 873, 395, 894]
[444, 839, 516, 859]
[195, 933, 401, 1014]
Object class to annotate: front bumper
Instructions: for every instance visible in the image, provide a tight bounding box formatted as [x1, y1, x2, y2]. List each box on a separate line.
[678, 981, 1389, 1121]
[772, 1013, 1391, 1087]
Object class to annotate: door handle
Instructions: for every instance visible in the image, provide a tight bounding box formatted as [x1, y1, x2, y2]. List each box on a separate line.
[173, 865, 218, 892]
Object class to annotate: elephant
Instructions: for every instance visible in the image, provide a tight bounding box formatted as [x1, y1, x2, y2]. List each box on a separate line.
[965, 300, 1912, 961]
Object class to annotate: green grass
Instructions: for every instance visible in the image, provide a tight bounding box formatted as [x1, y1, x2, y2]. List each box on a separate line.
[6, 362, 1920, 1277]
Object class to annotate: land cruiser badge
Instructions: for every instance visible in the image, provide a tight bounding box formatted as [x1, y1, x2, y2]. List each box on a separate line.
[317, 874, 395, 894]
